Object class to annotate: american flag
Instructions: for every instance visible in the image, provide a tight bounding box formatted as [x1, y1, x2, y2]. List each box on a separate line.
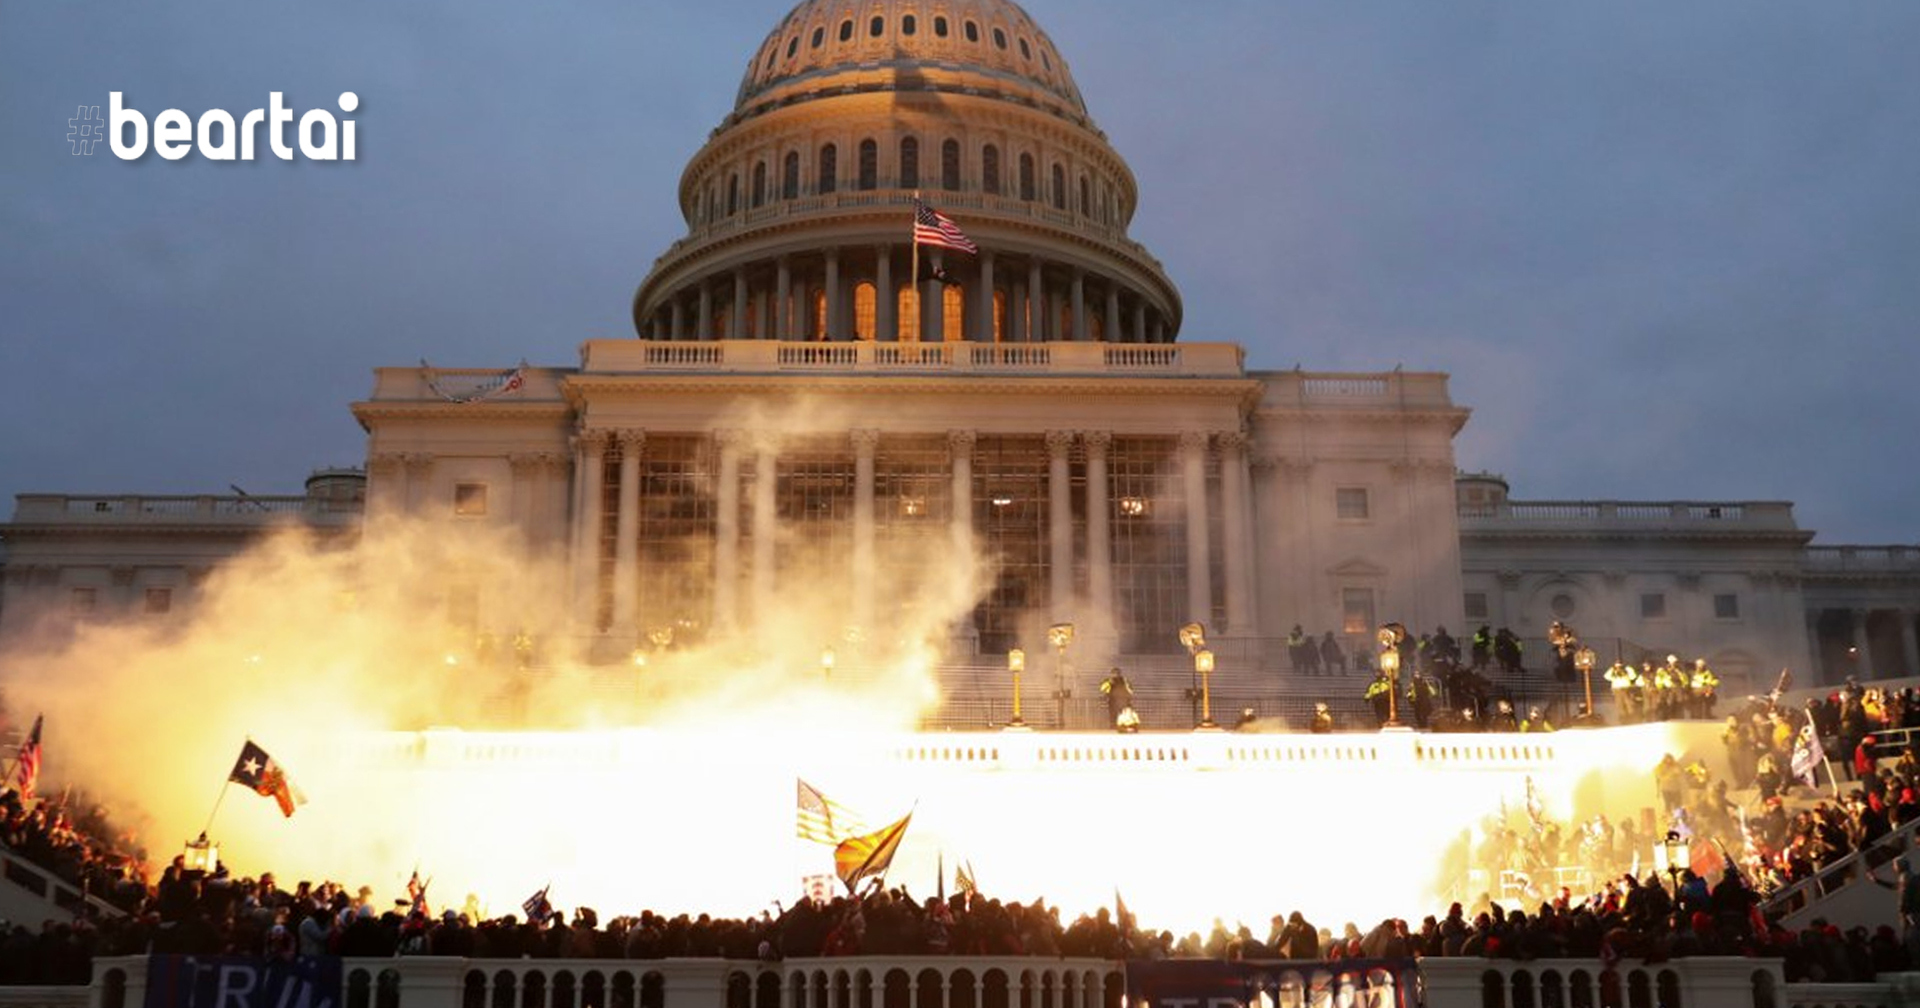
[11, 715, 42, 802]
[912, 200, 978, 255]
[406, 870, 431, 915]
[796, 779, 865, 844]
[522, 884, 554, 925]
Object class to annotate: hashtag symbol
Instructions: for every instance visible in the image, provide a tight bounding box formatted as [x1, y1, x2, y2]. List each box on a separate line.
[68, 105, 104, 155]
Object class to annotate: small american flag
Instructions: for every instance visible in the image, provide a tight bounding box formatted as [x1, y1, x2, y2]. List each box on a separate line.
[522, 884, 554, 924]
[11, 716, 42, 802]
[912, 200, 978, 255]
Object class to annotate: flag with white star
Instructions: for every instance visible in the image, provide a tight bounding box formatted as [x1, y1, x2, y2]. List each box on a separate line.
[228, 739, 306, 817]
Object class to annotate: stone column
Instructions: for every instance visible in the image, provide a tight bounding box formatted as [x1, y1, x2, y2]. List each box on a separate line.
[949, 429, 978, 652]
[824, 248, 842, 340]
[1070, 269, 1087, 342]
[976, 250, 996, 342]
[729, 269, 747, 340]
[1131, 300, 1146, 344]
[949, 430, 976, 558]
[1046, 430, 1075, 619]
[1011, 281, 1028, 343]
[612, 430, 645, 634]
[924, 250, 945, 342]
[1218, 430, 1257, 635]
[696, 282, 713, 342]
[1903, 609, 1920, 679]
[875, 245, 895, 342]
[1180, 430, 1213, 625]
[774, 257, 791, 341]
[712, 431, 742, 631]
[670, 298, 686, 341]
[753, 439, 778, 618]
[852, 429, 878, 632]
[1028, 260, 1046, 341]
[1084, 431, 1113, 622]
[572, 430, 607, 621]
[1104, 284, 1121, 345]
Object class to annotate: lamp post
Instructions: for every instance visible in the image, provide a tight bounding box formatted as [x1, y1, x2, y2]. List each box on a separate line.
[1006, 648, 1027, 729]
[1194, 648, 1217, 729]
[183, 832, 219, 875]
[1659, 830, 1690, 896]
[1575, 645, 1597, 718]
[1377, 623, 1406, 729]
[1047, 623, 1075, 729]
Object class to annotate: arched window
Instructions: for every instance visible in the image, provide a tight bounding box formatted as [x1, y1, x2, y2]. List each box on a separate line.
[818, 144, 837, 194]
[1050, 163, 1065, 210]
[858, 139, 878, 190]
[811, 26, 825, 48]
[727, 173, 740, 215]
[941, 139, 961, 191]
[1078, 174, 1089, 216]
[982, 145, 1001, 195]
[899, 137, 919, 189]
[838, 19, 853, 42]
[1018, 153, 1035, 201]
[786, 36, 798, 59]
[943, 284, 965, 342]
[901, 14, 916, 36]
[933, 16, 948, 37]
[1018, 37, 1031, 60]
[897, 287, 920, 343]
[853, 282, 877, 341]
[751, 162, 767, 208]
[992, 288, 1007, 342]
[964, 21, 979, 43]
[869, 15, 884, 37]
[812, 289, 827, 341]
[992, 27, 1007, 49]
[782, 152, 800, 199]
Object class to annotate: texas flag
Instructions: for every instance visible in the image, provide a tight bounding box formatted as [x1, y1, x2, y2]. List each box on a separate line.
[228, 740, 306, 817]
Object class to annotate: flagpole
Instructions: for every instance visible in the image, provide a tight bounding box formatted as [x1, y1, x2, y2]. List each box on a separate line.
[909, 192, 920, 342]
[202, 779, 234, 839]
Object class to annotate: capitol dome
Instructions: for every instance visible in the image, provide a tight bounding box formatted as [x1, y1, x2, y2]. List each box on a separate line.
[632, 0, 1181, 346]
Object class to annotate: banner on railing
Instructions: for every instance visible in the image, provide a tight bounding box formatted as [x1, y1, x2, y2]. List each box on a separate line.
[143, 956, 342, 1008]
[1125, 958, 1419, 1008]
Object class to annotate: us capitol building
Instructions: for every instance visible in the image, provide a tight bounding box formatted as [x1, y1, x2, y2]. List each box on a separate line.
[5, 0, 1917, 705]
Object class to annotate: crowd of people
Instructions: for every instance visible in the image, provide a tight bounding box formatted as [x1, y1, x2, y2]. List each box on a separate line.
[5, 684, 1920, 987]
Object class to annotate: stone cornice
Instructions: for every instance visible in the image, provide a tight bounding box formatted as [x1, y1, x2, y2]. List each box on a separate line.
[560, 373, 1263, 404]
[351, 401, 574, 429]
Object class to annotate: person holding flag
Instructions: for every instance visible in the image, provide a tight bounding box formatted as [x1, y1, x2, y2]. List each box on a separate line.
[9, 715, 43, 803]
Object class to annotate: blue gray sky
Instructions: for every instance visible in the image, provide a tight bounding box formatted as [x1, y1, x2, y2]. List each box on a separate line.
[4, 1, 1917, 542]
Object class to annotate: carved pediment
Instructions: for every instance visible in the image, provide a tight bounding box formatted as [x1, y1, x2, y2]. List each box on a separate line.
[1327, 556, 1388, 579]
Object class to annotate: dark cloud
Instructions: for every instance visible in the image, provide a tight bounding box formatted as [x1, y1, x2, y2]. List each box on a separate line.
[3, 1, 1917, 541]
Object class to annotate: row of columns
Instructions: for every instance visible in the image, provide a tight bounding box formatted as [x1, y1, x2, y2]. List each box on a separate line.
[645, 246, 1169, 345]
[568, 427, 1259, 643]
[1817, 607, 1920, 679]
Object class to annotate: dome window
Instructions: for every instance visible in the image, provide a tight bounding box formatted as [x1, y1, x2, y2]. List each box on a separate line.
[982, 145, 1001, 195]
[811, 26, 825, 48]
[1018, 37, 1031, 60]
[941, 139, 961, 191]
[1018, 153, 1035, 201]
[818, 144, 837, 195]
[782, 152, 799, 199]
[752, 162, 767, 208]
[992, 27, 1007, 50]
[1078, 174, 1089, 216]
[785, 36, 798, 58]
[1050, 163, 1065, 210]
[934, 16, 948, 37]
[870, 15, 884, 37]
[858, 138, 878, 191]
[899, 136, 919, 189]
[762, 49, 775, 71]
[902, 14, 916, 36]
[839, 19, 853, 42]
[1041, 49, 1052, 70]
[727, 173, 740, 216]
[964, 20, 979, 43]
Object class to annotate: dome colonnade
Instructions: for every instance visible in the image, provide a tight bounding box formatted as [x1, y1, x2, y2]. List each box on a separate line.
[632, 0, 1182, 346]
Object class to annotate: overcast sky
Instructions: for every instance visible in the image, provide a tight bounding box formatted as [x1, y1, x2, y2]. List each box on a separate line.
[3, 0, 1917, 543]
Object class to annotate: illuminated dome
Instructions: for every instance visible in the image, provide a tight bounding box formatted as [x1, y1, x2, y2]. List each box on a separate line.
[633, 0, 1181, 345]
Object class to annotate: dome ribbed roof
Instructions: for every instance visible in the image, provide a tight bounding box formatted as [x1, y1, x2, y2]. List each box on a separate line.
[735, 0, 1087, 123]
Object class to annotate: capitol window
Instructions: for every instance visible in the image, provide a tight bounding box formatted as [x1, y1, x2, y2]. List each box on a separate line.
[1018, 153, 1035, 200]
[858, 139, 877, 190]
[933, 16, 948, 37]
[992, 27, 1007, 50]
[942, 139, 961, 190]
[454, 483, 488, 517]
[1714, 593, 1741, 620]
[1464, 592, 1489, 620]
[870, 15, 884, 37]
[902, 15, 915, 36]
[964, 21, 979, 43]
[1341, 588, 1375, 636]
[818, 144, 837, 194]
[145, 587, 172, 615]
[812, 26, 825, 48]
[839, 20, 852, 42]
[1641, 593, 1667, 619]
[1335, 487, 1370, 520]
[899, 136, 919, 189]
[982, 145, 1001, 194]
